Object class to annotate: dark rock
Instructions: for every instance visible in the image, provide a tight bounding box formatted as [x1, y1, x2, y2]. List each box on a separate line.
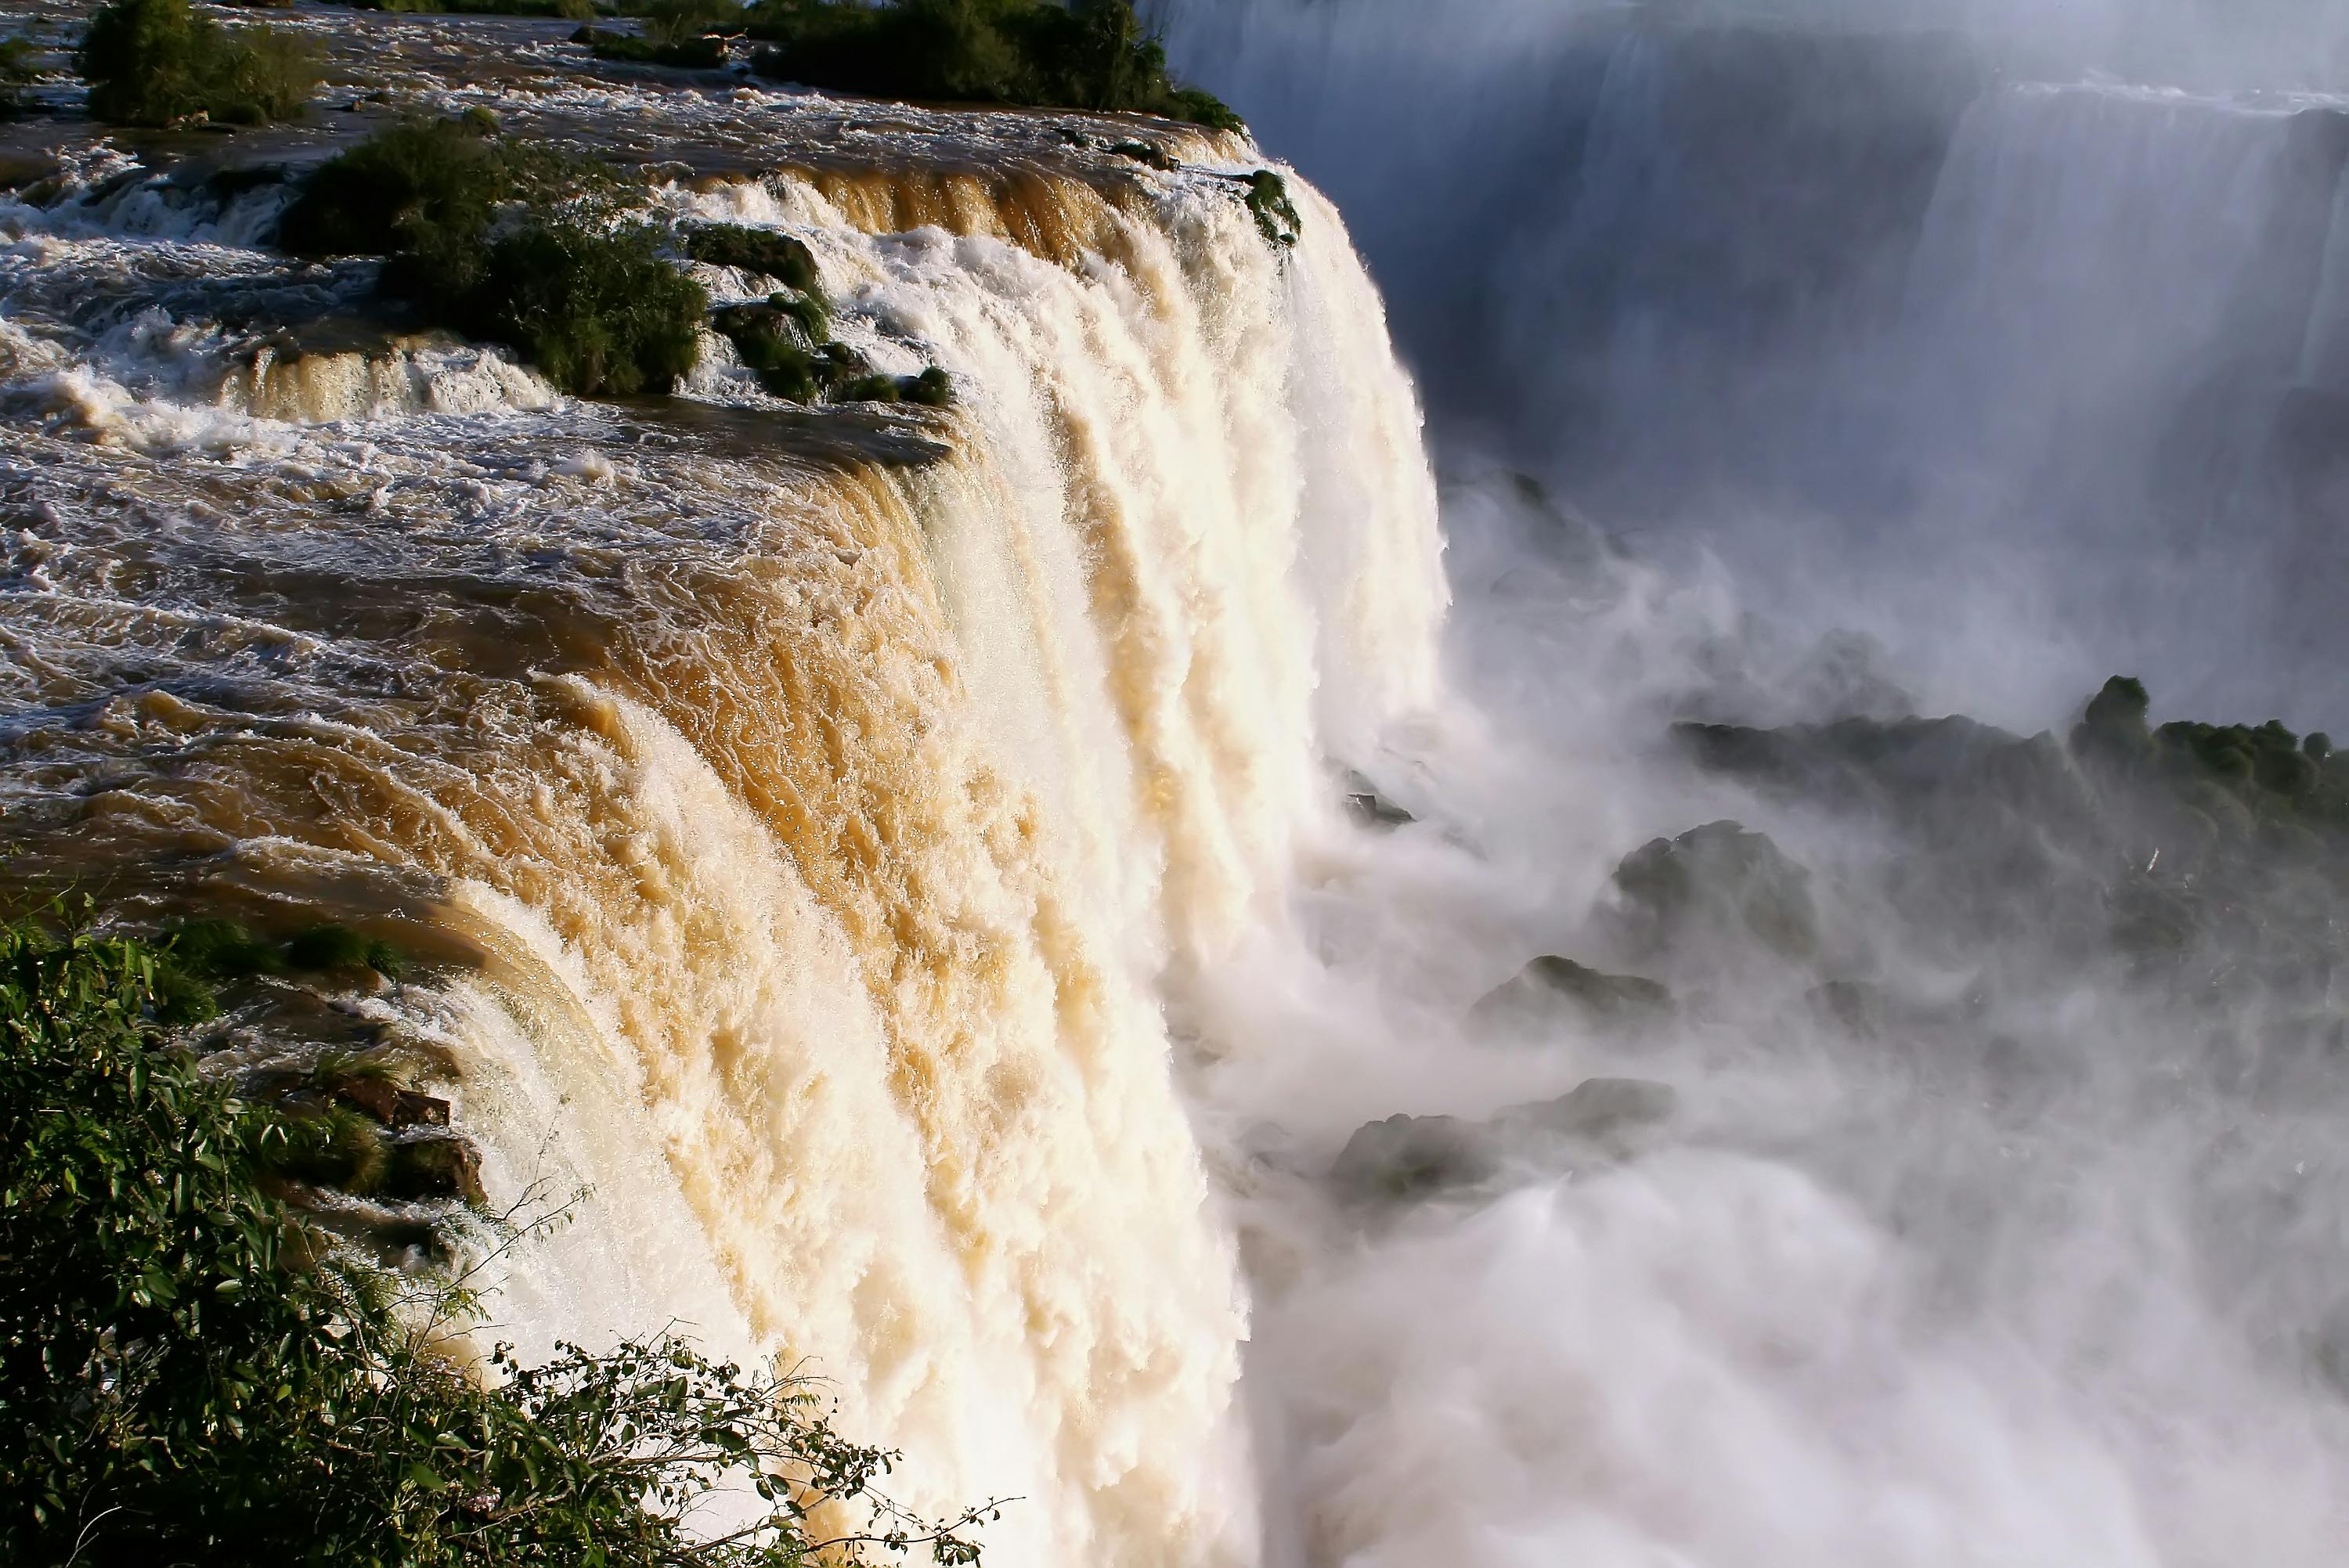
[1508, 1076, 1677, 1146]
[1613, 820, 1820, 962]
[334, 1076, 451, 1130]
[1340, 770, 1414, 828]
[1330, 1113, 1497, 1205]
[384, 1135, 485, 1207]
[1473, 956, 1672, 1029]
[1330, 1077, 1677, 1207]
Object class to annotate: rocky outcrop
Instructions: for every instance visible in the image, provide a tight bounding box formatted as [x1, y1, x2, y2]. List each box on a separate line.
[1330, 1076, 1678, 1208]
[1472, 955, 1672, 1031]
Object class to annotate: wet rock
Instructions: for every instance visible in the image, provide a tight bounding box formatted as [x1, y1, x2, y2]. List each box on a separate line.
[1330, 1077, 1678, 1207]
[1341, 770, 1415, 828]
[1473, 955, 1672, 1029]
[384, 1134, 485, 1207]
[334, 1076, 451, 1130]
[1507, 1076, 1678, 1148]
[1613, 820, 1820, 962]
[1330, 1113, 1497, 1205]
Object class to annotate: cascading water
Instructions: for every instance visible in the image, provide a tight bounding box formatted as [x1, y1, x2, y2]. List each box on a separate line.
[11, 4, 2349, 1566]
[0, 16, 1442, 1562]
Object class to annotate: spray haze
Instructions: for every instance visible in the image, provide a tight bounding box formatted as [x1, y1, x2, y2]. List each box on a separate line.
[2, 4, 2344, 1566]
[1141, 0, 2349, 1563]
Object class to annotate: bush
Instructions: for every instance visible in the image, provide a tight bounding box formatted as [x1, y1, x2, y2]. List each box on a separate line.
[280, 121, 706, 397]
[574, 24, 729, 69]
[78, 0, 317, 128]
[0, 921, 998, 1565]
[0, 35, 41, 118]
[467, 221, 708, 396]
[361, 0, 598, 16]
[745, 0, 1244, 130]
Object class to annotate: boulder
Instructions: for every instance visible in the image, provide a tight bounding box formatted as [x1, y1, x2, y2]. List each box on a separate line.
[384, 1134, 486, 1207]
[1330, 1077, 1677, 1207]
[1614, 820, 1820, 962]
[1472, 956, 1672, 1031]
[1329, 1113, 1497, 1206]
[334, 1076, 451, 1130]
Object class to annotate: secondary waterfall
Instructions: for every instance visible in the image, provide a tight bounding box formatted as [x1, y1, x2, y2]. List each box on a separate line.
[0, 46, 1443, 1564]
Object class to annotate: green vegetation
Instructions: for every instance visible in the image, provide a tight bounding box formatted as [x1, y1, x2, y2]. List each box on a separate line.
[684, 221, 823, 293]
[743, 0, 1243, 131]
[279, 127, 955, 404]
[359, 0, 598, 17]
[1241, 168, 1301, 247]
[279, 119, 705, 397]
[0, 36, 41, 118]
[77, 0, 317, 128]
[0, 920, 997, 1563]
[573, 24, 731, 69]
[709, 301, 954, 407]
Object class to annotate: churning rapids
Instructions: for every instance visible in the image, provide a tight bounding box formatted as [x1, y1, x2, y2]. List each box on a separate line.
[5, 3, 2349, 1566]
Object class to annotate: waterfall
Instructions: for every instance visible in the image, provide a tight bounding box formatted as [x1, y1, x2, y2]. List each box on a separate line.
[0, 134, 1443, 1566]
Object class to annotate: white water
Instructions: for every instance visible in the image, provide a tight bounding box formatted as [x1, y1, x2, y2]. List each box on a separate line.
[9, 13, 2349, 1566]
[0, 90, 1440, 1566]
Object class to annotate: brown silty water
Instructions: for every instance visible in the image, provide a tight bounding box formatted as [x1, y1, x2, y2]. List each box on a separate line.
[0, 7, 1449, 1564]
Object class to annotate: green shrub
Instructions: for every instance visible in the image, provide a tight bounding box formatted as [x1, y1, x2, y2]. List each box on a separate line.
[77, 0, 317, 128]
[280, 121, 705, 397]
[0, 921, 999, 1564]
[574, 24, 729, 68]
[362, 0, 598, 16]
[465, 221, 708, 395]
[745, 0, 1244, 130]
[0, 35, 41, 117]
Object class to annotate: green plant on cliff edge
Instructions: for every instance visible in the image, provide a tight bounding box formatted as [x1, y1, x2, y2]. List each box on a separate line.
[78, 0, 317, 128]
[279, 118, 705, 397]
[745, 0, 1243, 131]
[0, 919, 1000, 1564]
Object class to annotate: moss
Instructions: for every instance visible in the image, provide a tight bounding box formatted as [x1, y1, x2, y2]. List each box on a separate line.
[712, 299, 822, 398]
[900, 365, 954, 406]
[1242, 168, 1301, 248]
[836, 371, 902, 403]
[745, 0, 1243, 131]
[680, 222, 821, 293]
[77, 0, 316, 128]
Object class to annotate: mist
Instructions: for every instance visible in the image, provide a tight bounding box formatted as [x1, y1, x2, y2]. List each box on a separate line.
[1140, 2, 2349, 1564]
[1156, 0, 2349, 726]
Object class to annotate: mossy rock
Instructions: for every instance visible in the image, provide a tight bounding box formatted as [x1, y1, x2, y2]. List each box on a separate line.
[383, 1134, 486, 1206]
[680, 223, 821, 294]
